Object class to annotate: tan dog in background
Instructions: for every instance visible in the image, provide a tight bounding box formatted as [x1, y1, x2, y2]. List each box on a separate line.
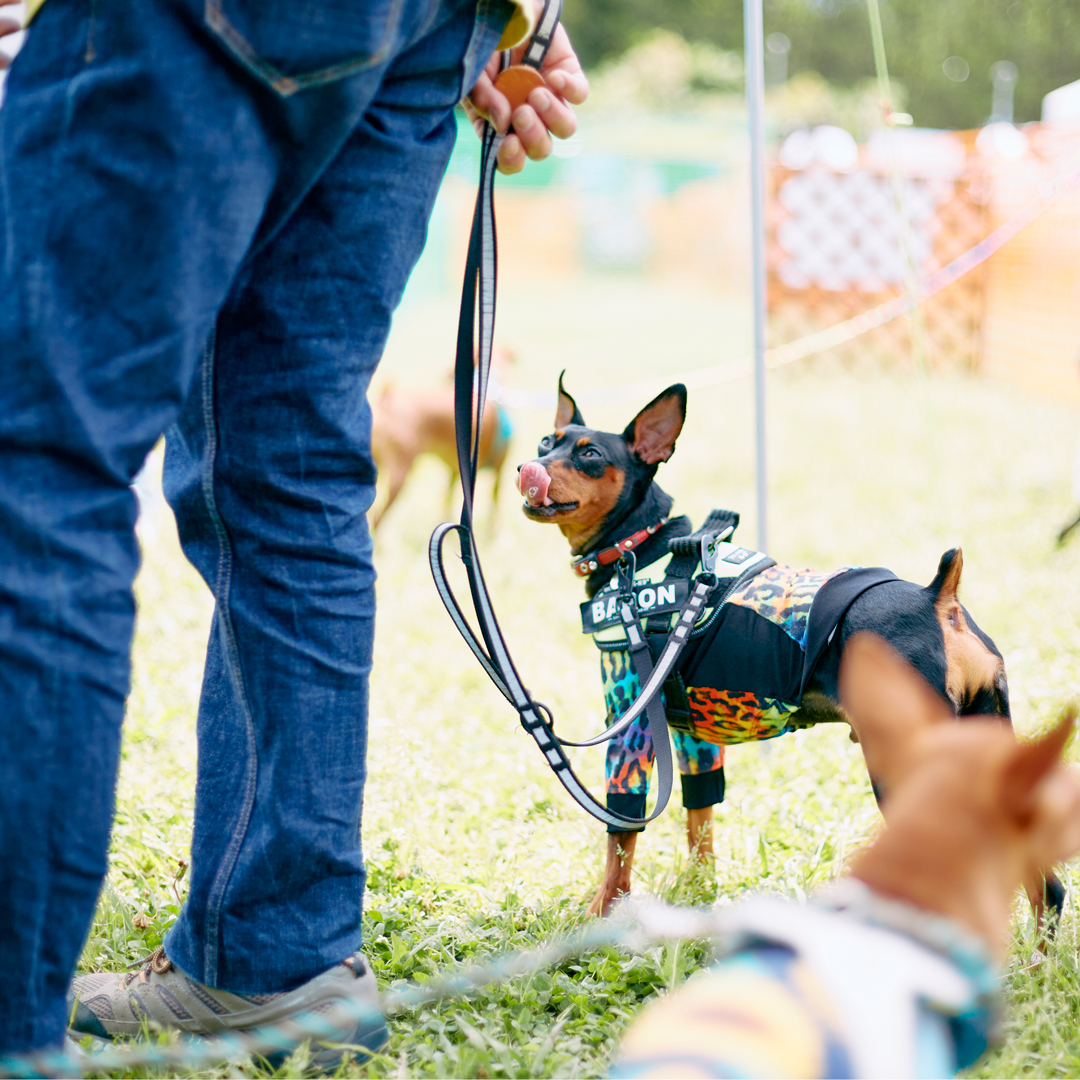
[370, 347, 515, 530]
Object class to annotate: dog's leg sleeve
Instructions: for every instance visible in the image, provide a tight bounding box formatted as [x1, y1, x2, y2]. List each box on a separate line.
[673, 731, 726, 809]
[602, 649, 652, 832]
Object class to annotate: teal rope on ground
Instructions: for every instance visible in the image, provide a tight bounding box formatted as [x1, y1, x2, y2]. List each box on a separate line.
[0, 903, 716, 1078]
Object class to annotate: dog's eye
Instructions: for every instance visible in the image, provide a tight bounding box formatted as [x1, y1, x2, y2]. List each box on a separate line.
[579, 446, 600, 459]
[538, 435, 553, 453]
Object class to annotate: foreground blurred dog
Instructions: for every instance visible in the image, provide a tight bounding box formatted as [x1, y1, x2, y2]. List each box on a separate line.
[370, 348, 514, 530]
[609, 634, 1080, 1079]
[517, 378, 1060, 920]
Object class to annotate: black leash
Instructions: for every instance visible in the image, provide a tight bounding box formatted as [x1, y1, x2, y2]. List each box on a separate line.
[428, 3, 733, 828]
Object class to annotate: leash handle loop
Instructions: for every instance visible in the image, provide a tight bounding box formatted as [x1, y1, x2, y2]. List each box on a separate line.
[520, 0, 560, 70]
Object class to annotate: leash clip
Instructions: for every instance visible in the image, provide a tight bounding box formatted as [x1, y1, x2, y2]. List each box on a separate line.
[699, 524, 734, 575]
[615, 550, 637, 602]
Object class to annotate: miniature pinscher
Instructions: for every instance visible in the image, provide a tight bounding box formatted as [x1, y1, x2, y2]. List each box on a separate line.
[517, 377, 1062, 923]
[370, 348, 514, 529]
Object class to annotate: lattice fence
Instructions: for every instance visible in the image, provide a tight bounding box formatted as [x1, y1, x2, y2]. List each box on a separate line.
[768, 151, 990, 371]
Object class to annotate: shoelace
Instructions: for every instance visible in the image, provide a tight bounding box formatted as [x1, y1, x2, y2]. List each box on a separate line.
[123, 943, 172, 986]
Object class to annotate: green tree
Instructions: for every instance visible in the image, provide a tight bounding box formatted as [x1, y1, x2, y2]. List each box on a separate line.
[562, 0, 1080, 129]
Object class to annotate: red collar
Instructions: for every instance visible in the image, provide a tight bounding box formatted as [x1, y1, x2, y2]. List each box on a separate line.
[571, 517, 669, 578]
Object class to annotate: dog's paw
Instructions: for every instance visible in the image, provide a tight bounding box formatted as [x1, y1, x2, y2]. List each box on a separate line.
[587, 882, 629, 918]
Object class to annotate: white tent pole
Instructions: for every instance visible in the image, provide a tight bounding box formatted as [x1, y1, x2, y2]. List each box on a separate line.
[744, 0, 768, 551]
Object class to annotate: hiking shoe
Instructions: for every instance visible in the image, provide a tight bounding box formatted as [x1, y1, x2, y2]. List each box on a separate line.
[67, 945, 388, 1069]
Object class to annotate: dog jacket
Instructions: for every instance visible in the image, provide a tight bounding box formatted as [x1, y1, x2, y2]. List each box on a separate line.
[584, 540, 897, 805]
[609, 879, 997, 1079]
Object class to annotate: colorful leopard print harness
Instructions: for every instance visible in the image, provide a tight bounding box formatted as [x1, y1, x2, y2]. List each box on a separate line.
[584, 514, 898, 747]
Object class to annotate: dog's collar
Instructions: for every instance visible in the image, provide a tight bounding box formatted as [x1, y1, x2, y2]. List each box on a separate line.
[571, 517, 670, 578]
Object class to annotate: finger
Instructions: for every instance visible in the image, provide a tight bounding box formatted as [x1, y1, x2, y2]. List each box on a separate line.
[544, 66, 589, 106]
[460, 98, 488, 141]
[528, 87, 577, 141]
[496, 134, 528, 175]
[0, 16, 20, 36]
[466, 70, 510, 132]
[539, 26, 589, 106]
[510, 104, 552, 162]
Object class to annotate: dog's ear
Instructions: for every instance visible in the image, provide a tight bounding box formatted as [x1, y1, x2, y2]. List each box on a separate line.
[928, 548, 980, 673]
[1011, 709, 1080, 868]
[928, 548, 963, 607]
[839, 632, 955, 791]
[623, 384, 687, 465]
[1001, 710, 1075, 826]
[555, 371, 585, 428]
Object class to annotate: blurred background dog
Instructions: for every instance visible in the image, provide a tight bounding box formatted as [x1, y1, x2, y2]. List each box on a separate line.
[369, 346, 515, 531]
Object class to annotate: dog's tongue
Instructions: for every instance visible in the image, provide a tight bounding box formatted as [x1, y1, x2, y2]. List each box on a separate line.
[519, 461, 552, 506]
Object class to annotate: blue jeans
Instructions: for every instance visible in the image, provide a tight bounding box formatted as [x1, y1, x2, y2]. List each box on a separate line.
[0, 0, 509, 1051]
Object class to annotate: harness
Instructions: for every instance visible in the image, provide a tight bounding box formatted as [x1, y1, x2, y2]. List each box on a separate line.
[612, 881, 997, 1078]
[580, 510, 779, 740]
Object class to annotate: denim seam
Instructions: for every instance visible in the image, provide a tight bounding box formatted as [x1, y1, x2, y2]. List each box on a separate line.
[84, 0, 98, 64]
[204, 0, 406, 98]
[195, 328, 260, 987]
[459, 0, 492, 101]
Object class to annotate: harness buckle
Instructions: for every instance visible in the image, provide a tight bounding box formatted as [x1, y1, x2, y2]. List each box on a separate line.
[699, 523, 734, 575]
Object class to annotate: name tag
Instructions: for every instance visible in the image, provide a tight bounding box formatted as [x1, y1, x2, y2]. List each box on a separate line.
[581, 577, 689, 635]
[720, 546, 755, 565]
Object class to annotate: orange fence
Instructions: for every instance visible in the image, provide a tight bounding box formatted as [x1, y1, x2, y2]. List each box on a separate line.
[424, 114, 1080, 405]
[766, 123, 1080, 402]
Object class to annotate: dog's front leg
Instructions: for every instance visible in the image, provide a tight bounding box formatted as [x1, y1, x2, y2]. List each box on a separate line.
[588, 831, 638, 917]
[686, 806, 714, 861]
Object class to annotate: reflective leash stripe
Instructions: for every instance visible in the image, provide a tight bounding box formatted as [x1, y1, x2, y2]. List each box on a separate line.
[457, 0, 559, 487]
[521, 0, 561, 69]
[560, 576, 716, 750]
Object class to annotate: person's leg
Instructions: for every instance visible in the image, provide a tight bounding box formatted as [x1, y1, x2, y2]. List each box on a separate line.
[0, 4, 275, 1051]
[0, 0, 427, 1051]
[162, 0, 511, 995]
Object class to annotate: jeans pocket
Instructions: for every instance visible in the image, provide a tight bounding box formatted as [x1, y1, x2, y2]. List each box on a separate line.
[204, 0, 408, 97]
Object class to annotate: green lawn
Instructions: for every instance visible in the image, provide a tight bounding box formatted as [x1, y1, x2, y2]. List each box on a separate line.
[82, 276, 1080, 1077]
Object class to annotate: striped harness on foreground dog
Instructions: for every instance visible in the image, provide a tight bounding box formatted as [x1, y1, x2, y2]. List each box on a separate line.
[610, 878, 997, 1079]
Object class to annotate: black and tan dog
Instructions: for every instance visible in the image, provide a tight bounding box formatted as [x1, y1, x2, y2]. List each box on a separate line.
[517, 378, 1061, 920]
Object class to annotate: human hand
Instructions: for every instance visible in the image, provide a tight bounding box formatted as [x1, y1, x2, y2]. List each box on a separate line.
[463, 22, 588, 175]
[0, 0, 23, 70]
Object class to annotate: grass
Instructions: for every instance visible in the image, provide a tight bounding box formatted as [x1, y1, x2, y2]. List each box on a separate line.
[76, 275, 1080, 1077]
